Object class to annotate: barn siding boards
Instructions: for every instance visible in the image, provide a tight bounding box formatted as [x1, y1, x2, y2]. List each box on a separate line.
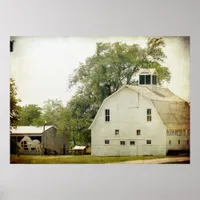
[42, 127, 68, 155]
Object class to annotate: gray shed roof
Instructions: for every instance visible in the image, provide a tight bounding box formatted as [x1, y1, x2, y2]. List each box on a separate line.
[11, 125, 56, 134]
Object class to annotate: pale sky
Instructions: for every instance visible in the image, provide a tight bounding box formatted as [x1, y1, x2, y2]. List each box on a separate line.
[10, 36, 190, 107]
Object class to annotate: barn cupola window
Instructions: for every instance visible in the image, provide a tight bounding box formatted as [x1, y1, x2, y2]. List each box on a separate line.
[152, 74, 157, 85]
[138, 68, 157, 85]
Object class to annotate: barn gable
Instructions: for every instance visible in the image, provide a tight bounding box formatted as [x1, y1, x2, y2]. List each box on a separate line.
[88, 85, 132, 129]
[89, 85, 190, 131]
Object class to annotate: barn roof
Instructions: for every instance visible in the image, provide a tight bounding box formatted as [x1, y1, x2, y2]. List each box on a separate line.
[11, 125, 56, 134]
[89, 85, 190, 130]
[152, 100, 190, 130]
[127, 85, 190, 129]
[127, 85, 184, 102]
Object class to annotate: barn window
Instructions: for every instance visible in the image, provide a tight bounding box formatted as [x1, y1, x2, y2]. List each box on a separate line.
[139, 75, 145, 84]
[146, 140, 151, 144]
[146, 75, 151, 84]
[21, 141, 29, 150]
[105, 140, 109, 144]
[115, 129, 119, 135]
[147, 109, 152, 121]
[136, 130, 141, 135]
[178, 140, 180, 145]
[139, 75, 151, 85]
[105, 109, 110, 122]
[120, 141, 125, 145]
[169, 140, 171, 145]
[152, 75, 157, 84]
[130, 141, 135, 145]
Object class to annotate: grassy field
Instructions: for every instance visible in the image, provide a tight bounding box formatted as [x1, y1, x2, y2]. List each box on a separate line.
[10, 155, 186, 164]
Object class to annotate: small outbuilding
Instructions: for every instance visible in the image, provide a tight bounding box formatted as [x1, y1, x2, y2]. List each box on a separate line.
[71, 145, 89, 155]
[10, 125, 68, 155]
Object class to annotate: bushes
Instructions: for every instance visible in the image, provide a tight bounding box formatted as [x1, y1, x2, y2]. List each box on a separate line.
[10, 137, 19, 156]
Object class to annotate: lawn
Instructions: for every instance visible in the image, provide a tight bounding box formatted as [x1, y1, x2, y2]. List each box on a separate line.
[10, 155, 179, 164]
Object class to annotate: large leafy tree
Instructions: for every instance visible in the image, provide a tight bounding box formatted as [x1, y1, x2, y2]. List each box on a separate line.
[69, 37, 170, 105]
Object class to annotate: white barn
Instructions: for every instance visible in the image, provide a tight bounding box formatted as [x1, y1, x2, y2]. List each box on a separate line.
[89, 69, 190, 156]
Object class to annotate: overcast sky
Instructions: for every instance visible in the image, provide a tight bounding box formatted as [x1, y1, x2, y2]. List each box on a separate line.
[10, 36, 190, 107]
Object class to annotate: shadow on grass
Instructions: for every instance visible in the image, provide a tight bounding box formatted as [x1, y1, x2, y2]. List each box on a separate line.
[162, 161, 190, 164]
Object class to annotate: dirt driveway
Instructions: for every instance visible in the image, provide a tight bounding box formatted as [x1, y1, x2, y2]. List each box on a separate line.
[109, 156, 190, 164]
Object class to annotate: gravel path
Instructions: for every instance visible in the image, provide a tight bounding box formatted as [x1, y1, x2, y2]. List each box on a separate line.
[109, 156, 190, 164]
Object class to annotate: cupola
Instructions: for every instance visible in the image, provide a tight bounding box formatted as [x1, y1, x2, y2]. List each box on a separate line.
[138, 68, 157, 85]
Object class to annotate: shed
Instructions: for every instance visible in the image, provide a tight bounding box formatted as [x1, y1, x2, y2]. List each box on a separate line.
[71, 145, 89, 155]
[10, 125, 68, 155]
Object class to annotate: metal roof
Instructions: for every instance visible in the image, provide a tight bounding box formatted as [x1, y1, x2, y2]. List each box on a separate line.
[11, 125, 56, 134]
[127, 85, 184, 102]
[152, 100, 190, 130]
[72, 146, 87, 150]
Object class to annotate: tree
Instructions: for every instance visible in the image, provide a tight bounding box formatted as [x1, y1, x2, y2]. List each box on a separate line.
[69, 37, 171, 106]
[42, 99, 71, 138]
[18, 104, 42, 126]
[42, 99, 64, 125]
[67, 92, 94, 146]
[10, 78, 21, 155]
[10, 78, 21, 130]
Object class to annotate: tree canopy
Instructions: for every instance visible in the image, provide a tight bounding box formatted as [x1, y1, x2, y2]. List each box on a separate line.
[68, 37, 170, 106]
[18, 104, 42, 126]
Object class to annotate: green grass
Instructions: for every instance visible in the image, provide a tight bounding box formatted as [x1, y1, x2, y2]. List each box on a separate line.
[10, 155, 181, 164]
